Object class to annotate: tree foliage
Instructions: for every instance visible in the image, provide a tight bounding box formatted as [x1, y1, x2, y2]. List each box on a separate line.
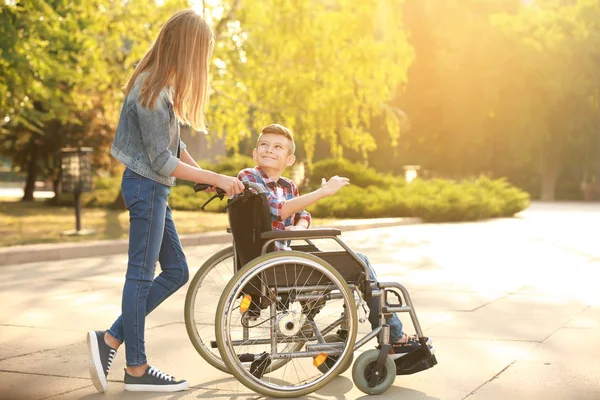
[2, 0, 600, 203]
[0, 0, 186, 199]
[386, 0, 600, 200]
[206, 0, 412, 163]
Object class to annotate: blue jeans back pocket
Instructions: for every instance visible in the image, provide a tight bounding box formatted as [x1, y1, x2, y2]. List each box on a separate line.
[121, 168, 141, 208]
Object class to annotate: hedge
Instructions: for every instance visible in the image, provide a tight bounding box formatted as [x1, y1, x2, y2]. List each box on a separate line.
[48, 158, 529, 221]
[307, 176, 530, 222]
[306, 158, 403, 190]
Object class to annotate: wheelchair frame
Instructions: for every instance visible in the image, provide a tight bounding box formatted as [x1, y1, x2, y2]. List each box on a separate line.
[185, 181, 437, 397]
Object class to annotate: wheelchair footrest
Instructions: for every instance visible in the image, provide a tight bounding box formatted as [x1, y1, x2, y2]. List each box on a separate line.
[395, 345, 438, 376]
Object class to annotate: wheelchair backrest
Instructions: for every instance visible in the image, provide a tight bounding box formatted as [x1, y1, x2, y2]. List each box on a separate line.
[226, 188, 370, 302]
[227, 192, 273, 268]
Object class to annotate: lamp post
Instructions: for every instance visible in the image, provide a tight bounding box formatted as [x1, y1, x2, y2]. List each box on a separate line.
[60, 147, 95, 236]
[403, 165, 421, 184]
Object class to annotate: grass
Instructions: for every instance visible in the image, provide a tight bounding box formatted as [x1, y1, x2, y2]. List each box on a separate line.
[0, 199, 339, 247]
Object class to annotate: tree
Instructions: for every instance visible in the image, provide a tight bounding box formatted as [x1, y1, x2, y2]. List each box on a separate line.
[0, 0, 188, 201]
[1, 0, 70, 200]
[490, 0, 600, 200]
[206, 0, 413, 164]
[380, 0, 599, 201]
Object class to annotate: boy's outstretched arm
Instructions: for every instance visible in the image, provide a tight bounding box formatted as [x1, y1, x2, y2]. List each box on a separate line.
[280, 176, 349, 220]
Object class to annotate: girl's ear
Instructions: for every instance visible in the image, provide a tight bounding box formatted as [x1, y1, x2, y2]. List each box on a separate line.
[286, 154, 296, 167]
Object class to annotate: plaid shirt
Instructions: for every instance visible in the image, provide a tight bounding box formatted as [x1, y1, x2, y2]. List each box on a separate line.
[237, 167, 311, 250]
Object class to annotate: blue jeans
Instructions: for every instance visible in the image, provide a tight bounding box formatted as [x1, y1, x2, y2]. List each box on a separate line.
[107, 168, 189, 367]
[356, 253, 404, 342]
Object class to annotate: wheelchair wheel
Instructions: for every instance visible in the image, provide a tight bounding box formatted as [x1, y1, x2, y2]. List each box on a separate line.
[352, 349, 396, 395]
[215, 251, 358, 398]
[316, 332, 353, 375]
[184, 247, 303, 374]
[185, 247, 235, 373]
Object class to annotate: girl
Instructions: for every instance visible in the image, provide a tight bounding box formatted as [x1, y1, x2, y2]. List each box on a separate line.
[86, 9, 244, 393]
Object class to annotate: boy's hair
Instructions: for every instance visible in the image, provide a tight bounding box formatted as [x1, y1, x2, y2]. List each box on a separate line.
[257, 124, 296, 154]
[125, 9, 214, 133]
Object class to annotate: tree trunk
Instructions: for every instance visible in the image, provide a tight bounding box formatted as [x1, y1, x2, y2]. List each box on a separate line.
[540, 141, 559, 201]
[53, 174, 61, 197]
[22, 136, 38, 202]
[540, 167, 558, 201]
[596, 111, 600, 183]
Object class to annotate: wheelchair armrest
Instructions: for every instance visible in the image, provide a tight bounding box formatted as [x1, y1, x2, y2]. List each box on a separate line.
[261, 228, 341, 240]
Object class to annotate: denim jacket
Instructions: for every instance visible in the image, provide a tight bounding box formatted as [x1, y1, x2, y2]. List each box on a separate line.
[110, 75, 186, 186]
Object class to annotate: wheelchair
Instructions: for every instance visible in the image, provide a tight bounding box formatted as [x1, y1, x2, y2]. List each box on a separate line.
[184, 181, 437, 398]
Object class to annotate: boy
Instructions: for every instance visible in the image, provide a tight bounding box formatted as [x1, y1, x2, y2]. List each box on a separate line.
[237, 124, 433, 358]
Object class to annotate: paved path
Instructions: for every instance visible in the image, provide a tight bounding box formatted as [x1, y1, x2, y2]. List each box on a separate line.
[0, 202, 598, 399]
[0, 188, 54, 199]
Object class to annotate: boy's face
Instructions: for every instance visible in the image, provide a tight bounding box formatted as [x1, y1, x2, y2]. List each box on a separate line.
[253, 133, 295, 174]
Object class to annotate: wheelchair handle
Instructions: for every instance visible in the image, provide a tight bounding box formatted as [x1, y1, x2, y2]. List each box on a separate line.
[193, 183, 225, 195]
[193, 181, 265, 196]
[194, 182, 264, 195]
[243, 181, 266, 195]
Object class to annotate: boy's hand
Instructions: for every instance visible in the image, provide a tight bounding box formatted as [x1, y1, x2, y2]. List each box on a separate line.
[321, 176, 350, 196]
[285, 225, 307, 231]
[216, 174, 245, 196]
[287, 218, 309, 230]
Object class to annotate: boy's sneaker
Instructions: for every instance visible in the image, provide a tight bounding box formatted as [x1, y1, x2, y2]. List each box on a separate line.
[87, 330, 117, 393]
[124, 366, 189, 392]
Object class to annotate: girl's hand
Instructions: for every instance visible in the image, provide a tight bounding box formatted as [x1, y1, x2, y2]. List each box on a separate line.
[216, 175, 245, 196]
[321, 176, 350, 196]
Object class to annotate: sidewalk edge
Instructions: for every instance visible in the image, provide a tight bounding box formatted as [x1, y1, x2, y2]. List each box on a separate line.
[0, 218, 421, 266]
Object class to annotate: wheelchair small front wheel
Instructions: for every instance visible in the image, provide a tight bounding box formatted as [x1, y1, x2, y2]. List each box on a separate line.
[352, 349, 396, 395]
[216, 251, 358, 398]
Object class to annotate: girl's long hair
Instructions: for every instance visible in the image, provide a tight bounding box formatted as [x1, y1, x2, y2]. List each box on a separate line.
[125, 9, 214, 132]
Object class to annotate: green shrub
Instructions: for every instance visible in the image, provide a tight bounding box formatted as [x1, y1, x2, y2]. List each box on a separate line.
[473, 177, 531, 217]
[308, 177, 530, 222]
[169, 185, 227, 212]
[307, 158, 404, 190]
[48, 176, 121, 208]
[308, 186, 368, 219]
[407, 179, 489, 222]
[170, 155, 255, 189]
[47, 157, 530, 223]
[198, 154, 255, 178]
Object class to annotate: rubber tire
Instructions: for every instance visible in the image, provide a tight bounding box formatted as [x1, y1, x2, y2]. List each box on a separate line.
[184, 247, 303, 374]
[216, 251, 358, 398]
[352, 349, 396, 395]
[184, 247, 235, 373]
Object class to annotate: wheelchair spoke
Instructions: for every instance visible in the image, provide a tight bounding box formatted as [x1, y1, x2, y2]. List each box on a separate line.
[214, 260, 232, 285]
[185, 247, 237, 373]
[216, 254, 358, 396]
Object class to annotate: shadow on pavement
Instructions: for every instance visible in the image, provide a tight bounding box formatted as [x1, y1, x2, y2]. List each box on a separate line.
[355, 385, 441, 400]
[77, 389, 192, 400]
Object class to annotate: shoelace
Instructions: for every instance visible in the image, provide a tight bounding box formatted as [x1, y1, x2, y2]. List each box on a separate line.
[148, 366, 174, 381]
[105, 348, 116, 375]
